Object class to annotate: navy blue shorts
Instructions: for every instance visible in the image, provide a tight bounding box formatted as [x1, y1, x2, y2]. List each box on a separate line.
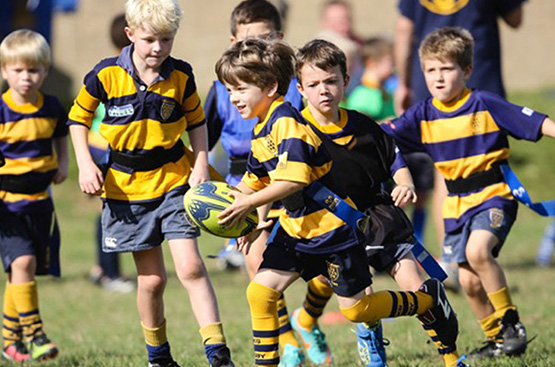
[260, 228, 372, 297]
[0, 210, 61, 276]
[101, 186, 200, 253]
[442, 208, 515, 264]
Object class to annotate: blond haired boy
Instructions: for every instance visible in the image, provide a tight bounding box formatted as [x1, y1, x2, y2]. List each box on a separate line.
[0, 29, 68, 362]
[67, 0, 234, 366]
[383, 27, 555, 358]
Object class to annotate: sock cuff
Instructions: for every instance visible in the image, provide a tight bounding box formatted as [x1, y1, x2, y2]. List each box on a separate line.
[308, 277, 334, 298]
[142, 320, 167, 347]
[199, 322, 226, 345]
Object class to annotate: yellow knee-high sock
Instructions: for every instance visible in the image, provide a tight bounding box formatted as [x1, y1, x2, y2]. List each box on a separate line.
[340, 290, 433, 325]
[142, 320, 168, 347]
[9, 281, 43, 341]
[276, 295, 299, 349]
[420, 323, 460, 367]
[297, 277, 333, 330]
[488, 287, 516, 320]
[3, 282, 21, 347]
[479, 313, 501, 340]
[247, 282, 281, 367]
[199, 322, 226, 346]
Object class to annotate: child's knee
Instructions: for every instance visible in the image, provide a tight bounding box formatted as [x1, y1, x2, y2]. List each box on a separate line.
[175, 261, 207, 284]
[465, 244, 492, 268]
[138, 274, 166, 295]
[458, 269, 482, 296]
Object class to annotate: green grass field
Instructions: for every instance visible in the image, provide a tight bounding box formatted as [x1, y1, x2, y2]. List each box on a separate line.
[3, 88, 555, 366]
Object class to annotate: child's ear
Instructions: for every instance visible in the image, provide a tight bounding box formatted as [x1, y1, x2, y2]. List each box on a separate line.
[344, 73, 350, 88]
[464, 65, 473, 81]
[296, 82, 307, 99]
[124, 27, 134, 43]
[267, 82, 279, 97]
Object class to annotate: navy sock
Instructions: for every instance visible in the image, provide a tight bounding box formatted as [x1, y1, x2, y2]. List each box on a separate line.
[146, 342, 172, 362]
[204, 343, 225, 363]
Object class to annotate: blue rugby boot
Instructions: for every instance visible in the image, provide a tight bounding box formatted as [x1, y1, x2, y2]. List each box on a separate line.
[290, 308, 332, 364]
[355, 322, 389, 367]
[279, 344, 305, 367]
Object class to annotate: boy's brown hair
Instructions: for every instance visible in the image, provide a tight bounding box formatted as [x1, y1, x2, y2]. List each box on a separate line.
[419, 27, 474, 70]
[230, 0, 282, 37]
[295, 39, 347, 84]
[110, 14, 132, 50]
[361, 36, 392, 64]
[215, 38, 294, 96]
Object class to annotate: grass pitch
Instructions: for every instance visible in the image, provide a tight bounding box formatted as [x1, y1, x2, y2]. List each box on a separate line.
[2, 88, 555, 366]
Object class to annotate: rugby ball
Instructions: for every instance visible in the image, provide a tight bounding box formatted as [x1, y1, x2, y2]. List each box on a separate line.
[183, 181, 259, 238]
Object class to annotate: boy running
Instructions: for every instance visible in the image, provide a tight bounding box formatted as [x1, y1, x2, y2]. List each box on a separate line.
[215, 37, 459, 367]
[67, 0, 234, 366]
[382, 27, 555, 358]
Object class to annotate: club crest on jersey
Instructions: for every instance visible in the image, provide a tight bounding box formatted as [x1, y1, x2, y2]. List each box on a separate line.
[264, 136, 277, 156]
[489, 209, 504, 229]
[160, 100, 175, 121]
[108, 104, 134, 117]
[326, 261, 340, 286]
[419, 0, 470, 15]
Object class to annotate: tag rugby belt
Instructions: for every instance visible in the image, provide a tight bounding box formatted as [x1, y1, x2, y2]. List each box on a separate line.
[0, 172, 55, 194]
[110, 139, 185, 172]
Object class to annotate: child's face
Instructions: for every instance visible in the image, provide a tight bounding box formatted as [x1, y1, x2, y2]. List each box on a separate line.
[371, 54, 394, 82]
[297, 64, 348, 118]
[125, 25, 175, 70]
[226, 81, 277, 121]
[231, 21, 280, 43]
[422, 57, 472, 104]
[1, 61, 48, 102]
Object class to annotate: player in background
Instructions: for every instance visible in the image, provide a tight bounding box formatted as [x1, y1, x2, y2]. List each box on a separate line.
[67, 0, 235, 366]
[383, 27, 555, 359]
[0, 29, 68, 362]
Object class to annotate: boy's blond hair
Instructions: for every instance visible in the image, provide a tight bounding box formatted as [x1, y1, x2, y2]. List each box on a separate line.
[419, 27, 474, 70]
[125, 0, 182, 35]
[0, 29, 51, 69]
[215, 38, 295, 96]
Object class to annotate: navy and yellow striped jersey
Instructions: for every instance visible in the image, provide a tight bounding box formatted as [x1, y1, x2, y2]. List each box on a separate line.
[242, 98, 361, 254]
[383, 88, 546, 233]
[0, 90, 68, 213]
[68, 45, 206, 202]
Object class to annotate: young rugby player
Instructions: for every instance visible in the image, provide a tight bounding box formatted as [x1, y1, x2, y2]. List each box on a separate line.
[205, 2, 309, 365]
[382, 27, 555, 359]
[294, 38, 468, 367]
[215, 37, 459, 367]
[0, 29, 67, 362]
[67, 0, 235, 366]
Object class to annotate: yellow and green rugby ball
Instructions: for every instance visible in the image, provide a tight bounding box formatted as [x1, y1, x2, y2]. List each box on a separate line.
[183, 181, 259, 238]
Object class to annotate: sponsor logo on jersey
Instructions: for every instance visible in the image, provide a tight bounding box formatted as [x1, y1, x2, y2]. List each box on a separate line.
[419, 0, 470, 15]
[107, 104, 134, 117]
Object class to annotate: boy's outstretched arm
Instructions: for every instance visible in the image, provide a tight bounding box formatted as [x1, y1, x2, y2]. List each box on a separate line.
[52, 136, 69, 184]
[391, 166, 417, 207]
[188, 124, 210, 186]
[70, 125, 104, 196]
[218, 180, 305, 228]
[541, 117, 555, 138]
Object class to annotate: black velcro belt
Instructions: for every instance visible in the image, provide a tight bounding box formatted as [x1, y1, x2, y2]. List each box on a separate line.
[445, 162, 505, 194]
[229, 157, 248, 175]
[0, 150, 5, 168]
[110, 140, 185, 172]
[0, 173, 53, 194]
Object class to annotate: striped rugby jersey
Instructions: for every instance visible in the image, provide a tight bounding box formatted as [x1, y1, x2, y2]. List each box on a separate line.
[383, 88, 546, 233]
[0, 90, 68, 213]
[242, 98, 361, 254]
[68, 44, 206, 202]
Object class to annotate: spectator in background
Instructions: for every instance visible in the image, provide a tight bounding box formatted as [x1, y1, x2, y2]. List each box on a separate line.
[87, 14, 135, 294]
[347, 36, 395, 122]
[393, 0, 525, 285]
[316, 0, 363, 96]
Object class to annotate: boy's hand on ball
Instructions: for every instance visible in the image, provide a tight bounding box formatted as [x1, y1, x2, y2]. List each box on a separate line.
[218, 190, 254, 229]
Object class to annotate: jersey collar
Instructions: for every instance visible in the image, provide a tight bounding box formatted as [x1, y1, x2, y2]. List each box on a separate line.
[2, 90, 44, 114]
[302, 107, 348, 135]
[432, 88, 472, 112]
[117, 44, 175, 83]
